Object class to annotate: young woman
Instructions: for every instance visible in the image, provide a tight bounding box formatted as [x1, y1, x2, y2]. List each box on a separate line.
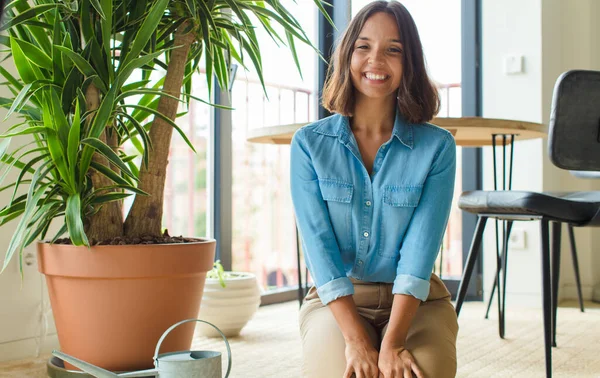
[290, 1, 458, 377]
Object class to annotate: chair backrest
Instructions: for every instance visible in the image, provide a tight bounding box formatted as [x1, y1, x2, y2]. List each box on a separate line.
[549, 70, 600, 171]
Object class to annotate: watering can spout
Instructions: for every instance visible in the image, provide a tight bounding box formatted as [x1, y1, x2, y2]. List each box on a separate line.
[51, 319, 231, 378]
[52, 350, 159, 378]
[52, 350, 121, 378]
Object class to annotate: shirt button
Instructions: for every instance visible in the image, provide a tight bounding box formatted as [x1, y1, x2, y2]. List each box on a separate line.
[357, 260, 363, 266]
[365, 201, 372, 207]
[363, 231, 369, 238]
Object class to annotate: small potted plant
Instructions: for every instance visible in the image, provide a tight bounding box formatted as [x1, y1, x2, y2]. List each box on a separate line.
[199, 260, 262, 337]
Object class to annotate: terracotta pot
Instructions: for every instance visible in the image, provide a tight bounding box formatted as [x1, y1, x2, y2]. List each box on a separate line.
[37, 239, 215, 372]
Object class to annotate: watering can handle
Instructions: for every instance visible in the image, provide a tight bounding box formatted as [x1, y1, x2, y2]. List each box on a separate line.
[154, 319, 232, 378]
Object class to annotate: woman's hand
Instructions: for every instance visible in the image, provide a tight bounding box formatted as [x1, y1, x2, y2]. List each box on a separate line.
[377, 345, 424, 378]
[343, 339, 380, 378]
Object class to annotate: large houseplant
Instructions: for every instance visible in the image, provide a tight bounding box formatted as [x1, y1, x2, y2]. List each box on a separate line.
[0, 0, 329, 371]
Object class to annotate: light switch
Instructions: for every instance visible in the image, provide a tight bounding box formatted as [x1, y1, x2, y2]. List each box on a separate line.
[503, 54, 524, 75]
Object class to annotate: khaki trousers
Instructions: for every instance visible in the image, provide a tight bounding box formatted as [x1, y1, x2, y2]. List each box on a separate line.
[299, 274, 458, 378]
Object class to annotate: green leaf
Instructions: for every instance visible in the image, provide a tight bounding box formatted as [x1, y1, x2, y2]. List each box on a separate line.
[119, 112, 151, 167]
[0, 4, 59, 32]
[50, 89, 70, 146]
[50, 223, 68, 243]
[81, 137, 137, 180]
[10, 37, 36, 84]
[4, 83, 32, 121]
[23, 203, 59, 246]
[123, 104, 197, 153]
[312, 0, 335, 30]
[43, 96, 73, 192]
[88, 0, 107, 20]
[116, 49, 166, 87]
[0, 139, 11, 161]
[0, 200, 26, 218]
[121, 79, 151, 93]
[9, 153, 50, 205]
[90, 161, 134, 187]
[92, 184, 148, 196]
[65, 194, 89, 246]
[0, 125, 47, 138]
[67, 99, 81, 184]
[120, 0, 169, 69]
[185, 0, 196, 15]
[2, 165, 49, 273]
[286, 30, 302, 80]
[12, 38, 53, 69]
[79, 85, 117, 179]
[55, 45, 100, 78]
[92, 192, 132, 205]
[116, 88, 180, 104]
[0, 65, 23, 90]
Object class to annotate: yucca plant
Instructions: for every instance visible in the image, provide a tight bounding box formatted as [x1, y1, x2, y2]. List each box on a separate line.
[0, 0, 332, 274]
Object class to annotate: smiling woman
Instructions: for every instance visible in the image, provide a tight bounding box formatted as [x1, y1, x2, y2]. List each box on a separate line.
[292, 2, 458, 378]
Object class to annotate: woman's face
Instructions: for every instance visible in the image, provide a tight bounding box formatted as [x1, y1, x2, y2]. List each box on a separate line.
[350, 12, 403, 102]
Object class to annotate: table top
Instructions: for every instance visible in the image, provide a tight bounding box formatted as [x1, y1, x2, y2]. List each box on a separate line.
[246, 117, 546, 146]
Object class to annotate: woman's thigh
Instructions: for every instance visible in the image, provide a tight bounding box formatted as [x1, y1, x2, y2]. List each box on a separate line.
[299, 299, 379, 378]
[382, 298, 458, 378]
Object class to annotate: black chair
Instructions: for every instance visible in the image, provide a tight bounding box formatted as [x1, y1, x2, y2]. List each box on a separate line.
[454, 70, 600, 378]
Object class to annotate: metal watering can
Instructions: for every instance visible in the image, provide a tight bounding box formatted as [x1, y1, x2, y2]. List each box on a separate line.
[52, 319, 231, 378]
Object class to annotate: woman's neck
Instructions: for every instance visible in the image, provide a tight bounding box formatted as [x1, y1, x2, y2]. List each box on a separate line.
[351, 93, 397, 135]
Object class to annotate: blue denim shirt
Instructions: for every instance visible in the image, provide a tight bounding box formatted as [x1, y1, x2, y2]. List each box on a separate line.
[290, 111, 456, 305]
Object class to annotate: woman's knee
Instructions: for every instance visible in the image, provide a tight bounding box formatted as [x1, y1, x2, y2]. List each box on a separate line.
[300, 304, 347, 378]
[413, 350, 457, 378]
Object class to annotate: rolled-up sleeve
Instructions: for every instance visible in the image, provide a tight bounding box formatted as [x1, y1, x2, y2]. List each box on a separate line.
[290, 129, 353, 305]
[393, 135, 456, 301]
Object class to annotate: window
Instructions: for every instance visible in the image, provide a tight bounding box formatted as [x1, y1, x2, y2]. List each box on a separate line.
[163, 63, 211, 239]
[230, 1, 319, 293]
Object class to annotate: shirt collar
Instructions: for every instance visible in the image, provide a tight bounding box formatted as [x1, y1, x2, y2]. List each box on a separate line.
[312, 111, 414, 149]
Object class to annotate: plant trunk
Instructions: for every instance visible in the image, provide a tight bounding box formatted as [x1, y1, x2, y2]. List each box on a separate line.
[85, 84, 124, 242]
[123, 22, 195, 238]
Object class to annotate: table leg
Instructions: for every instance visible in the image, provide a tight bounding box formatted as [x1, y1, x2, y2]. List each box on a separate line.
[484, 135, 515, 339]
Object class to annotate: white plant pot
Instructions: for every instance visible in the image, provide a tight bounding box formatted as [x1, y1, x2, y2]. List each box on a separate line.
[198, 272, 262, 337]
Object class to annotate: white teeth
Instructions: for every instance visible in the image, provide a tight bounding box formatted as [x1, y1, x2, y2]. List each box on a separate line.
[365, 73, 387, 80]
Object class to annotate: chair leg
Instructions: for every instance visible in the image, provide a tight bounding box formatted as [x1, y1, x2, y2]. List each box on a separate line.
[551, 222, 561, 348]
[540, 220, 553, 378]
[567, 225, 585, 313]
[486, 222, 514, 320]
[484, 277, 496, 319]
[498, 221, 513, 339]
[456, 216, 488, 316]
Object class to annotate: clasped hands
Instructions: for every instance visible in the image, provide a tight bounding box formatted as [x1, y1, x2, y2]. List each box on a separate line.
[343, 339, 424, 378]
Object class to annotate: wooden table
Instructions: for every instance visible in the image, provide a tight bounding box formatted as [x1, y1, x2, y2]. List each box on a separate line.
[246, 117, 546, 146]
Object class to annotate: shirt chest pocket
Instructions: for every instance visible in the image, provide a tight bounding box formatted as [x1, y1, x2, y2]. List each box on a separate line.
[379, 185, 423, 259]
[318, 178, 354, 253]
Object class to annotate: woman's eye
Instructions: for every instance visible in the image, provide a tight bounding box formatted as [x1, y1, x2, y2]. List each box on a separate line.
[356, 45, 368, 50]
[389, 48, 403, 53]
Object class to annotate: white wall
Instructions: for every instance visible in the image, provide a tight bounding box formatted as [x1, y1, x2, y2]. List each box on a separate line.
[0, 61, 58, 362]
[481, 0, 600, 307]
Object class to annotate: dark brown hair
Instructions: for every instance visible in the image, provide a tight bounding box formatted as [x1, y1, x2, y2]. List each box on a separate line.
[321, 1, 440, 124]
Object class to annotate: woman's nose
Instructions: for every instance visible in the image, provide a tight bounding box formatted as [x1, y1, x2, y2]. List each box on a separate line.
[367, 50, 385, 65]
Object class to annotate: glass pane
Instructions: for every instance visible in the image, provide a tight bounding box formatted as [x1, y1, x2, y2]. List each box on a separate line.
[351, 0, 464, 278]
[231, 2, 318, 293]
[163, 62, 211, 238]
